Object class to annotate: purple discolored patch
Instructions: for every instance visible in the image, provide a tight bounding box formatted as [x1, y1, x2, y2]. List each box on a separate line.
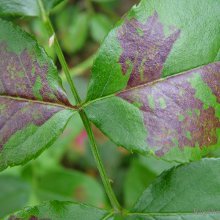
[202, 63, 220, 102]
[118, 12, 180, 88]
[0, 43, 69, 105]
[119, 62, 220, 156]
[0, 97, 63, 150]
[0, 42, 73, 150]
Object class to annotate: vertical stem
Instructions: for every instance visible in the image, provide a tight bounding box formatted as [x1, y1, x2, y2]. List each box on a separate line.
[37, 0, 81, 104]
[37, 0, 121, 211]
[80, 111, 121, 211]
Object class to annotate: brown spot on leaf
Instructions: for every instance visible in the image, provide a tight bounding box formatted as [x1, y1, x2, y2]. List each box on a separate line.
[118, 12, 180, 88]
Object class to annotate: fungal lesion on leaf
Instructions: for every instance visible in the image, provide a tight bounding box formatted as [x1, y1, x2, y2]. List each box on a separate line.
[119, 63, 220, 157]
[0, 42, 69, 105]
[117, 11, 180, 88]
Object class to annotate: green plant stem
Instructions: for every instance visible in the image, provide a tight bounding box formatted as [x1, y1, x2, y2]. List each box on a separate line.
[37, 0, 121, 212]
[80, 110, 121, 211]
[37, 0, 81, 104]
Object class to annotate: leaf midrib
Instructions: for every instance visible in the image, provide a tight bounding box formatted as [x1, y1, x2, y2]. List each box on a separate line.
[127, 211, 220, 216]
[83, 61, 220, 108]
[2, 60, 219, 112]
[0, 95, 75, 111]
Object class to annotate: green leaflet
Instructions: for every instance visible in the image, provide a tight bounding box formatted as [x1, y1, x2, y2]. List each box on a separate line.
[126, 158, 220, 220]
[0, 0, 64, 17]
[0, 19, 75, 171]
[84, 0, 220, 162]
[84, 96, 147, 153]
[7, 201, 109, 220]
